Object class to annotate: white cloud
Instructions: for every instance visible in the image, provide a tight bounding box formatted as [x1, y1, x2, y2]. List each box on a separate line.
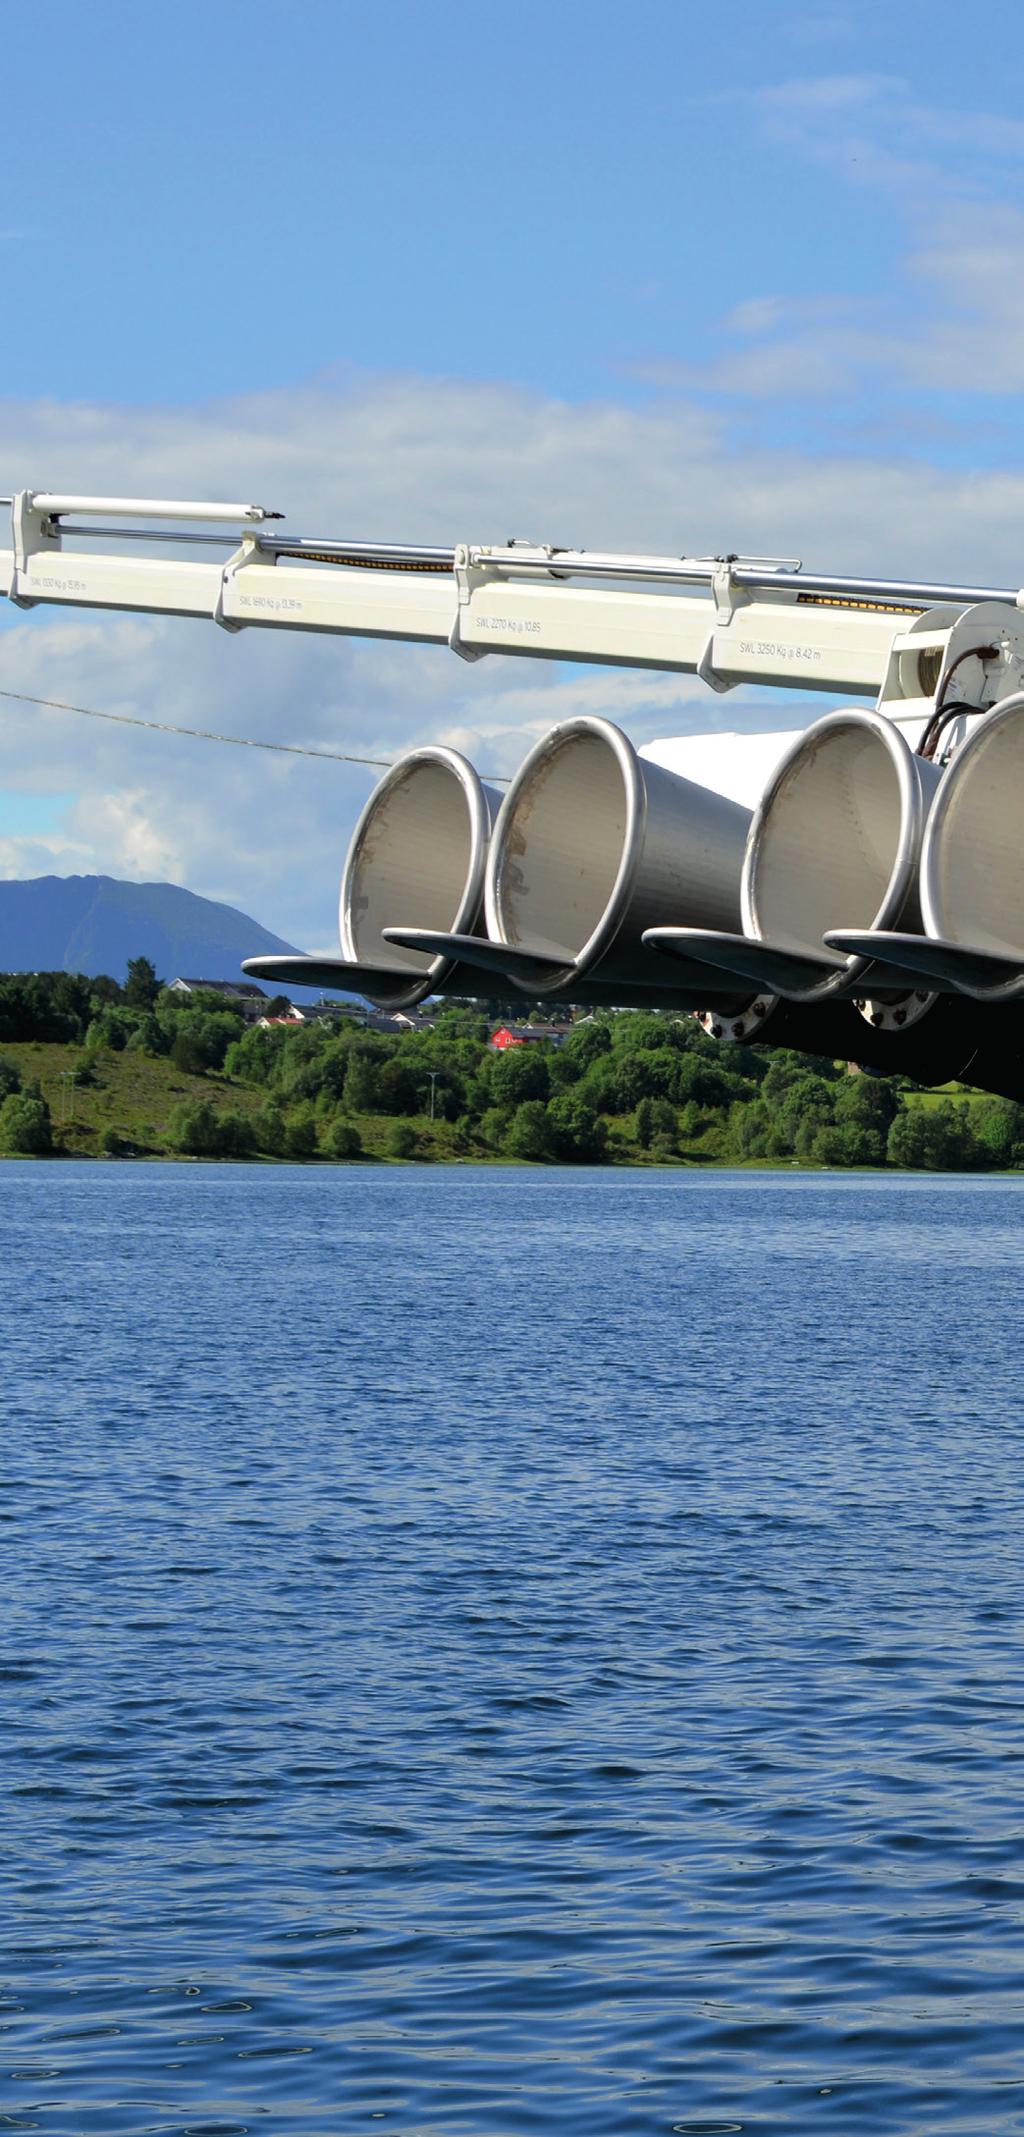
[758, 73, 901, 118]
[648, 75, 1024, 407]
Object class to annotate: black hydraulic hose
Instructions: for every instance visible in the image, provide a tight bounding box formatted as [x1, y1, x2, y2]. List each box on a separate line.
[917, 645, 998, 761]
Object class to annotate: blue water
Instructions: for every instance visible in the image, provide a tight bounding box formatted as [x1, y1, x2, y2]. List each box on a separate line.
[2, 1162, 1024, 2136]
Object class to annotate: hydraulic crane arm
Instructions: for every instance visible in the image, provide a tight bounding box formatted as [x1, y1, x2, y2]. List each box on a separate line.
[8, 489, 1024, 1103]
[5, 489, 1022, 701]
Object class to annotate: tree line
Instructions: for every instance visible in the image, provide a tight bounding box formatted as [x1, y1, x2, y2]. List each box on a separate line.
[0, 962, 1021, 1169]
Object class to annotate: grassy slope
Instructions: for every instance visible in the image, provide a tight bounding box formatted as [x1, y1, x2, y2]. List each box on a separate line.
[0, 1040, 1001, 1164]
[901, 1085, 994, 1114]
[3, 1042, 261, 1158]
[0, 1042, 517, 1162]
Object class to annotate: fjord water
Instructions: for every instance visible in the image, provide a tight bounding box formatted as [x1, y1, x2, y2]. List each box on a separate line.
[3, 1164, 1024, 2136]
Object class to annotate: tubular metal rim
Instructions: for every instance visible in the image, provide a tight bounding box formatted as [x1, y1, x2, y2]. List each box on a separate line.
[340, 744, 491, 997]
[484, 715, 645, 994]
[920, 689, 1024, 999]
[740, 706, 927, 1002]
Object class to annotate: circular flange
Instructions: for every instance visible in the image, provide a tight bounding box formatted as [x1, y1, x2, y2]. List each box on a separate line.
[695, 995, 780, 1044]
[853, 989, 936, 1033]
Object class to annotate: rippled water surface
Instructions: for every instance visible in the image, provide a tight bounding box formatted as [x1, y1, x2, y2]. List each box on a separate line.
[3, 1162, 1024, 2135]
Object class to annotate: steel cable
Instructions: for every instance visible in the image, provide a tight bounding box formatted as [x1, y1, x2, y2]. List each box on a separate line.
[0, 686, 510, 780]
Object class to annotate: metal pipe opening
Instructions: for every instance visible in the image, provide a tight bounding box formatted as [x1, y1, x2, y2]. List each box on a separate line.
[341, 746, 493, 987]
[922, 694, 1024, 965]
[742, 709, 933, 998]
[486, 722, 637, 968]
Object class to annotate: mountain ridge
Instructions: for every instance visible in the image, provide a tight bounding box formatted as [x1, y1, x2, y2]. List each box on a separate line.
[0, 873, 309, 990]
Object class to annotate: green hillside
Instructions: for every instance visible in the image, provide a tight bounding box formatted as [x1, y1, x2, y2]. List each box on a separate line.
[0, 967, 1020, 1171]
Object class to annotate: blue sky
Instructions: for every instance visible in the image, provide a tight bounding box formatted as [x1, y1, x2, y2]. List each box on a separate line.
[3, 0, 1024, 945]
[5, 0, 1016, 424]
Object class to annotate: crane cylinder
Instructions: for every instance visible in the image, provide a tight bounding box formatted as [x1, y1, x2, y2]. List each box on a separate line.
[340, 745, 501, 1009]
[483, 715, 752, 999]
[920, 692, 1024, 1000]
[741, 708, 942, 1002]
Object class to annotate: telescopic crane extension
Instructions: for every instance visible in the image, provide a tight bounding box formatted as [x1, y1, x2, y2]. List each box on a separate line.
[5, 488, 1024, 1096]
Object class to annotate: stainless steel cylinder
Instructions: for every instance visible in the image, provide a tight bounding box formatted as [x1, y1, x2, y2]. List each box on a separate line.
[920, 691, 1024, 1000]
[341, 745, 501, 1010]
[741, 708, 941, 1002]
[484, 716, 751, 998]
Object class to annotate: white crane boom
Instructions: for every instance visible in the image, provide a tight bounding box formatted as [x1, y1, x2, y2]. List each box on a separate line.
[8, 487, 1024, 1104]
[4, 488, 1022, 701]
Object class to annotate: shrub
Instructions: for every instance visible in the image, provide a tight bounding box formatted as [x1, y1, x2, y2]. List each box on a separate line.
[255, 1102, 287, 1156]
[886, 1099, 978, 1171]
[125, 1014, 164, 1055]
[219, 1111, 257, 1157]
[556, 1019, 612, 1077]
[834, 1072, 900, 1135]
[728, 1098, 770, 1160]
[612, 1045, 679, 1109]
[170, 1098, 223, 1156]
[477, 1106, 508, 1149]
[325, 1118, 362, 1159]
[429, 1119, 471, 1157]
[0, 1091, 53, 1155]
[811, 1121, 881, 1167]
[609, 1010, 674, 1055]
[344, 1051, 380, 1112]
[677, 1098, 705, 1139]
[0, 1055, 20, 1102]
[224, 1027, 283, 1085]
[169, 1100, 255, 1158]
[761, 1049, 838, 1101]
[164, 1010, 240, 1074]
[674, 1052, 744, 1110]
[975, 1100, 1024, 1169]
[770, 1072, 837, 1158]
[490, 1045, 550, 1107]
[547, 1091, 607, 1162]
[387, 1120, 416, 1159]
[85, 1007, 133, 1052]
[0, 974, 91, 1044]
[576, 1056, 620, 1113]
[505, 1100, 554, 1162]
[171, 1029, 208, 1077]
[376, 1056, 420, 1115]
[285, 1108, 318, 1159]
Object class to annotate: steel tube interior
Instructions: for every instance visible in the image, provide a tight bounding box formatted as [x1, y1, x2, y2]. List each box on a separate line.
[924, 701, 1024, 957]
[745, 717, 907, 956]
[343, 756, 481, 975]
[489, 728, 629, 961]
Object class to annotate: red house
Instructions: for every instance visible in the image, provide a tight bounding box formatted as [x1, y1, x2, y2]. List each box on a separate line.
[489, 1024, 568, 1051]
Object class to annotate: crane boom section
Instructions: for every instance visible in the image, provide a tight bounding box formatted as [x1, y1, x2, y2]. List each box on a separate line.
[1, 542, 909, 692]
[0, 488, 985, 698]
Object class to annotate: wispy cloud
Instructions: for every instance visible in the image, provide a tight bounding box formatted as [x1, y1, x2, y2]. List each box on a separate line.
[634, 73, 1024, 412]
[754, 72, 1024, 185]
